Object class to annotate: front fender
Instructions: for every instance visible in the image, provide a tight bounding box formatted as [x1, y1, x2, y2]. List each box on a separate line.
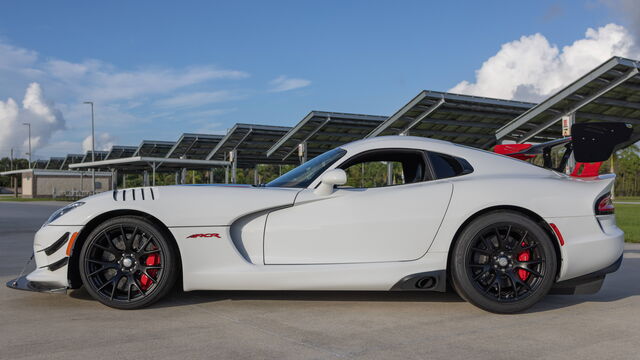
[49, 185, 301, 227]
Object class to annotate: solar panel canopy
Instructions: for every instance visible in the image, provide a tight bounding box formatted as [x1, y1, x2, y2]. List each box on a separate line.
[367, 91, 534, 149]
[45, 157, 65, 170]
[166, 133, 224, 160]
[105, 146, 138, 160]
[133, 140, 176, 158]
[207, 123, 294, 166]
[60, 154, 84, 170]
[266, 111, 387, 161]
[497, 56, 640, 146]
[82, 151, 108, 163]
[33, 159, 49, 169]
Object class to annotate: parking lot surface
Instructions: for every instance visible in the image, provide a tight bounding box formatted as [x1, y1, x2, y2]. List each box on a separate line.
[1, 201, 639, 360]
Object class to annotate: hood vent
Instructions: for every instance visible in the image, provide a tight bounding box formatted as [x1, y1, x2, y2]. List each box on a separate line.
[112, 187, 156, 201]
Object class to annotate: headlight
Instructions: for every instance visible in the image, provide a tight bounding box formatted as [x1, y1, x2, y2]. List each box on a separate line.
[42, 202, 85, 227]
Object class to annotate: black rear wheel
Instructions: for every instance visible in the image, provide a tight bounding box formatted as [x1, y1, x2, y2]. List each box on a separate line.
[451, 211, 557, 313]
[79, 216, 178, 309]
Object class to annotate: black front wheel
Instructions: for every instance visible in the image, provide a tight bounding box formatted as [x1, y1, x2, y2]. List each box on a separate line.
[451, 211, 557, 313]
[79, 216, 178, 309]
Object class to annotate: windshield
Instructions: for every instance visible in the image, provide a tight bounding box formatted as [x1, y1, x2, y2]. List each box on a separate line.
[265, 148, 347, 188]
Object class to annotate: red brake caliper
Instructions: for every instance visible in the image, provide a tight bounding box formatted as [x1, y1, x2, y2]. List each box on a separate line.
[139, 249, 160, 291]
[517, 241, 530, 281]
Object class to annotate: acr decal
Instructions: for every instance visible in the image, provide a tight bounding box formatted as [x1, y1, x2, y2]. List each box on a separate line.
[187, 233, 221, 239]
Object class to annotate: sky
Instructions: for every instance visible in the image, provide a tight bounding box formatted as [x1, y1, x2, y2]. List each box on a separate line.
[0, 0, 639, 158]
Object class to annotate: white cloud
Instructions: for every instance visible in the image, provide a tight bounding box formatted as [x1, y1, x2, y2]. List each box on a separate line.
[154, 90, 244, 108]
[0, 38, 252, 156]
[268, 75, 311, 92]
[0, 40, 38, 70]
[82, 132, 116, 152]
[601, 1, 640, 40]
[42, 59, 249, 103]
[450, 23, 640, 101]
[0, 83, 65, 158]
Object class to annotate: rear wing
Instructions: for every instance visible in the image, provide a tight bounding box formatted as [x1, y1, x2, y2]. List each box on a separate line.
[494, 122, 633, 176]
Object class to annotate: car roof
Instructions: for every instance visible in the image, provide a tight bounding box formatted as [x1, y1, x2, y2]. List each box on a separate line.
[340, 136, 471, 156]
[338, 135, 552, 177]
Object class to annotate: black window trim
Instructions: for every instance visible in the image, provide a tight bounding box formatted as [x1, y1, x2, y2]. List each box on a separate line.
[335, 147, 433, 188]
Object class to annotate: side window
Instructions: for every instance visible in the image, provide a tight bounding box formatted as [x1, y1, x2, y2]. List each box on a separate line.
[339, 150, 428, 188]
[428, 152, 473, 179]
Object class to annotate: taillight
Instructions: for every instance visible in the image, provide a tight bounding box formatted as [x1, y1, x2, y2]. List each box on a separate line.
[595, 193, 614, 215]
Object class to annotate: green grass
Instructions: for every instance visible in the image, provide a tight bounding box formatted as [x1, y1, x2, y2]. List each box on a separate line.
[615, 196, 640, 202]
[616, 204, 640, 243]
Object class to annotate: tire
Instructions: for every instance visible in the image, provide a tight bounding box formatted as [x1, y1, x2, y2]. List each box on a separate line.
[79, 216, 178, 309]
[450, 211, 557, 314]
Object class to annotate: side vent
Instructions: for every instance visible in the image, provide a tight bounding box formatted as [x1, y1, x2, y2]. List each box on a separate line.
[112, 188, 157, 201]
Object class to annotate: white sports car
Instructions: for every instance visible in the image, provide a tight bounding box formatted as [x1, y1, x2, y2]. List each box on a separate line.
[7, 123, 631, 313]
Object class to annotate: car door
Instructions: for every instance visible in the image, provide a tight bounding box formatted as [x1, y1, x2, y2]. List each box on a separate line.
[263, 149, 453, 264]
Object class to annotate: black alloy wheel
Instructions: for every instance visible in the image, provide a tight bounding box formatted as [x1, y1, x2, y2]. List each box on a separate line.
[79, 216, 178, 309]
[451, 211, 557, 313]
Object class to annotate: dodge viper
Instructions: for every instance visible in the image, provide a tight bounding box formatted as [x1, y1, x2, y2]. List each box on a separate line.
[7, 122, 632, 313]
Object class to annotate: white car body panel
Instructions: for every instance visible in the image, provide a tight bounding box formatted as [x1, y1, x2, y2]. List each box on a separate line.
[19, 136, 624, 294]
[264, 182, 452, 264]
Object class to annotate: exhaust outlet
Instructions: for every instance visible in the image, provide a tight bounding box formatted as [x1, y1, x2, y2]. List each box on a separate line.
[390, 270, 446, 292]
[416, 276, 436, 289]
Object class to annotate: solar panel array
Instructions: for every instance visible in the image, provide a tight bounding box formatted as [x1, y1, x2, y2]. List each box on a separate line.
[81, 151, 108, 163]
[133, 140, 176, 157]
[366, 91, 534, 149]
[166, 133, 224, 160]
[33, 159, 49, 169]
[497, 56, 640, 146]
[105, 146, 138, 160]
[207, 123, 295, 166]
[267, 111, 387, 161]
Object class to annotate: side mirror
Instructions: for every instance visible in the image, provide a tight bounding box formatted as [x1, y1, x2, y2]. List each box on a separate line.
[314, 169, 347, 196]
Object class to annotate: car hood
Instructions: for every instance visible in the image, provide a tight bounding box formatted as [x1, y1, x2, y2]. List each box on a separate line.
[51, 185, 302, 227]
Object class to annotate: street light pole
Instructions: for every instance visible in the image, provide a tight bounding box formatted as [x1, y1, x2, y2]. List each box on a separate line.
[22, 122, 31, 168]
[10, 148, 16, 198]
[83, 101, 96, 193]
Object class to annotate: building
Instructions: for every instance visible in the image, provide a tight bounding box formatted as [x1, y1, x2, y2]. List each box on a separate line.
[0, 169, 113, 198]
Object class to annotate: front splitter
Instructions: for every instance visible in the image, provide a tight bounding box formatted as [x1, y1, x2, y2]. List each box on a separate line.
[6, 275, 67, 294]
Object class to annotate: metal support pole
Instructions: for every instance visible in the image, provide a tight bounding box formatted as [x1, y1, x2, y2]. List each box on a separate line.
[298, 142, 307, 164]
[152, 162, 156, 186]
[22, 123, 32, 168]
[174, 172, 179, 185]
[610, 155, 615, 199]
[83, 102, 96, 193]
[254, 164, 259, 185]
[209, 168, 214, 184]
[564, 113, 576, 175]
[386, 162, 393, 186]
[123, 174, 126, 188]
[10, 148, 16, 197]
[225, 166, 229, 184]
[143, 171, 149, 186]
[400, 98, 445, 136]
[230, 150, 237, 184]
[180, 168, 187, 184]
